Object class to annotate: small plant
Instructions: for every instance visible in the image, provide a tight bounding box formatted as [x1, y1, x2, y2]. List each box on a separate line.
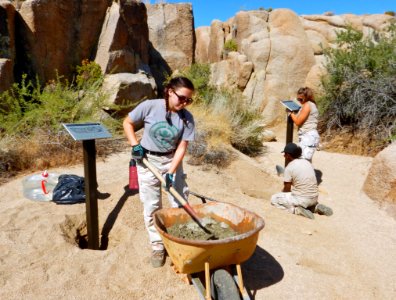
[223, 39, 238, 52]
[75, 59, 103, 90]
[384, 11, 395, 16]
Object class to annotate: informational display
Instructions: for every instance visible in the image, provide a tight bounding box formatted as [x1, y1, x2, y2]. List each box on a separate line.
[62, 122, 112, 250]
[63, 123, 112, 141]
[280, 100, 301, 112]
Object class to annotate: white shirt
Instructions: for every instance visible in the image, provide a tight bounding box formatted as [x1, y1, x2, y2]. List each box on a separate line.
[284, 158, 318, 199]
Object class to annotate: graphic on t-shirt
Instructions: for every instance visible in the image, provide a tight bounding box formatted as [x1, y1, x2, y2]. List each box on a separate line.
[149, 121, 178, 149]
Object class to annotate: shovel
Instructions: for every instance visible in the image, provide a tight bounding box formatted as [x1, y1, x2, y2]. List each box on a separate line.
[142, 158, 212, 235]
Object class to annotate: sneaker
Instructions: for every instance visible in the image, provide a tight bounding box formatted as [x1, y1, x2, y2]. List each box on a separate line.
[151, 250, 166, 268]
[295, 207, 315, 219]
[314, 203, 333, 216]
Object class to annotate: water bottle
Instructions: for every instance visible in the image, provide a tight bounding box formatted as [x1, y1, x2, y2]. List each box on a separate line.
[129, 159, 139, 191]
[22, 170, 59, 201]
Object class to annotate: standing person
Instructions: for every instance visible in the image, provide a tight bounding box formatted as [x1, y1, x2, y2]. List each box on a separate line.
[288, 87, 320, 162]
[123, 76, 195, 268]
[271, 143, 332, 219]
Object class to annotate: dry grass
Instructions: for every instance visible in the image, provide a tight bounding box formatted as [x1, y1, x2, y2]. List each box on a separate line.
[0, 131, 127, 185]
[186, 104, 235, 167]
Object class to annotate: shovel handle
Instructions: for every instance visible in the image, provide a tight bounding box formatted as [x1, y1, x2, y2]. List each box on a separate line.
[142, 158, 188, 206]
[142, 158, 213, 235]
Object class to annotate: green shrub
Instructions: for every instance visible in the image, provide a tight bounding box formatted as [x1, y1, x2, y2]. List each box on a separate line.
[223, 39, 238, 52]
[178, 63, 211, 92]
[0, 61, 122, 181]
[319, 24, 396, 151]
[75, 59, 104, 90]
[0, 62, 110, 136]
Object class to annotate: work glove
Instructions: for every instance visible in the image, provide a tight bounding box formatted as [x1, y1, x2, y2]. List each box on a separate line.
[131, 144, 145, 162]
[163, 173, 175, 191]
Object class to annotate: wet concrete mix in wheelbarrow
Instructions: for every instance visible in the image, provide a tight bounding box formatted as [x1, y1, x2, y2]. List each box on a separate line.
[166, 217, 238, 240]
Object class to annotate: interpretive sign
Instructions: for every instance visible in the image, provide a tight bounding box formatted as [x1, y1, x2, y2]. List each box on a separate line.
[280, 100, 301, 112]
[62, 123, 112, 250]
[63, 123, 112, 141]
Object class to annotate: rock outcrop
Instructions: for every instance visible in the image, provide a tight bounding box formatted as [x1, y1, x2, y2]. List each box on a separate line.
[146, 3, 194, 90]
[15, 0, 111, 83]
[101, 72, 156, 116]
[363, 143, 396, 205]
[0, 1, 15, 92]
[0, 1, 394, 123]
[195, 9, 395, 125]
[95, 0, 149, 75]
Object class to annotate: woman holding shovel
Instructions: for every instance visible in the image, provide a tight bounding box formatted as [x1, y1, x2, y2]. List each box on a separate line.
[123, 76, 195, 268]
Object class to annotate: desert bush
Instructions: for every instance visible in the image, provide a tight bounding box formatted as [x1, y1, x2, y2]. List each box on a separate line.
[75, 59, 104, 90]
[0, 61, 122, 182]
[223, 39, 238, 52]
[319, 24, 396, 153]
[177, 63, 265, 166]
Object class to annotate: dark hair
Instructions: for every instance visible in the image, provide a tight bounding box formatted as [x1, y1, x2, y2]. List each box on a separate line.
[164, 76, 194, 102]
[164, 76, 194, 124]
[297, 87, 316, 105]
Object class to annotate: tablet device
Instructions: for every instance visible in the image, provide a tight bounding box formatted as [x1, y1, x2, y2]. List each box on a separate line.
[280, 100, 301, 112]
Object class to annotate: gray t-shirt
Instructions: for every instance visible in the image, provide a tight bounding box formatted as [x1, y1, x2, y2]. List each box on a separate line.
[128, 99, 195, 152]
[284, 158, 318, 199]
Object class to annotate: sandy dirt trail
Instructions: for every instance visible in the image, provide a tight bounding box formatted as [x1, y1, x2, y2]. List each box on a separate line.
[0, 140, 395, 299]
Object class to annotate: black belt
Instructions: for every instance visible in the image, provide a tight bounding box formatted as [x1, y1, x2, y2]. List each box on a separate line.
[143, 148, 174, 156]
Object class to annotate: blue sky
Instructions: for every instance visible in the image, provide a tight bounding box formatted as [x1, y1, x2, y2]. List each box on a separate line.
[162, 1, 396, 27]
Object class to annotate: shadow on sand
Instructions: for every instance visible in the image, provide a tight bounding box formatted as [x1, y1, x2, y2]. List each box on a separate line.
[315, 169, 323, 185]
[242, 245, 284, 299]
[100, 185, 138, 250]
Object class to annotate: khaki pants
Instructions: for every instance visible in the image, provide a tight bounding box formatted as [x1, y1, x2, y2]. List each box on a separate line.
[137, 153, 189, 251]
[271, 192, 318, 214]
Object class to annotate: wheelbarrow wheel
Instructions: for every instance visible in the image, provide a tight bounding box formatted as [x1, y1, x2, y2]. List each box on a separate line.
[211, 269, 241, 300]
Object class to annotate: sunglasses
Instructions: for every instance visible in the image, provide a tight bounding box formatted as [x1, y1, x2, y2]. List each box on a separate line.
[297, 98, 304, 102]
[173, 90, 193, 104]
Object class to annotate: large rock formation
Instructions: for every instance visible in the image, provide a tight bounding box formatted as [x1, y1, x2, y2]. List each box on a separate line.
[15, 0, 111, 83]
[0, 1, 394, 123]
[146, 3, 194, 90]
[195, 9, 395, 125]
[261, 9, 316, 124]
[95, 0, 149, 74]
[0, 1, 15, 92]
[194, 26, 210, 63]
[363, 142, 396, 205]
[101, 72, 156, 116]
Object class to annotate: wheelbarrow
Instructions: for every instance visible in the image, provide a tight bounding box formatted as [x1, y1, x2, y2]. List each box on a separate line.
[154, 201, 265, 300]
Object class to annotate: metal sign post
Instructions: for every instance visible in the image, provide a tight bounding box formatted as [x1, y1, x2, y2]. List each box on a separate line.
[280, 100, 300, 167]
[63, 123, 112, 250]
[285, 115, 294, 167]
